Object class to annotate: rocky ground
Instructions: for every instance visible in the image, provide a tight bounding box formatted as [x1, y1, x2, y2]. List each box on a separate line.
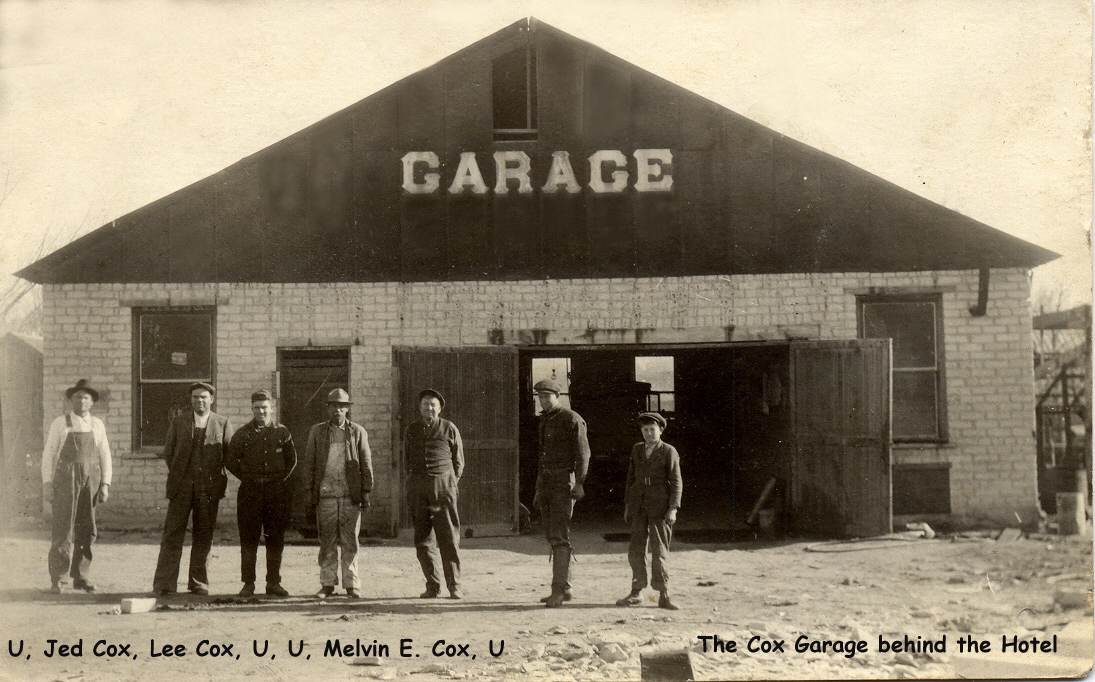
[0, 523, 1091, 681]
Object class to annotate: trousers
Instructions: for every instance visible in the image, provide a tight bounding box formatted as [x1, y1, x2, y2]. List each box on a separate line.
[536, 469, 574, 550]
[317, 496, 361, 588]
[237, 479, 291, 585]
[49, 460, 98, 583]
[152, 485, 220, 592]
[628, 510, 672, 592]
[408, 472, 460, 591]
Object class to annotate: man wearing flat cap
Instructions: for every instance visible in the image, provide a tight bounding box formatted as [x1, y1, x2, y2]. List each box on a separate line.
[151, 382, 234, 596]
[616, 412, 682, 610]
[226, 389, 297, 597]
[302, 388, 373, 599]
[42, 379, 112, 593]
[403, 388, 464, 599]
[532, 378, 590, 607]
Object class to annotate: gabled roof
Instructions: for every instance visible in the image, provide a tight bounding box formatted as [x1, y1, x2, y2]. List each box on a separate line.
[17, 18, 1058, 285]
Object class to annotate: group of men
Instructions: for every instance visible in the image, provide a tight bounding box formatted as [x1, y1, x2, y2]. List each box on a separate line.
[150, 384, 372, 598]
[43, 377, 683, 609]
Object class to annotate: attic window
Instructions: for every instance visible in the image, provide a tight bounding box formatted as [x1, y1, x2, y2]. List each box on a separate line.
[493, 45, 537, 141]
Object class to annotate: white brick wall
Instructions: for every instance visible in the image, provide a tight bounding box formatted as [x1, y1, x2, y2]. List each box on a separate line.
[40, 268, 1037, 528]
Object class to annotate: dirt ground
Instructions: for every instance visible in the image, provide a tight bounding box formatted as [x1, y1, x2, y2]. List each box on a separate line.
[0, 521, 1091, 682]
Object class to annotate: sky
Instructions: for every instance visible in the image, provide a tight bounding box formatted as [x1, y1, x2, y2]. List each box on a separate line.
[0, 0, 1090, 320]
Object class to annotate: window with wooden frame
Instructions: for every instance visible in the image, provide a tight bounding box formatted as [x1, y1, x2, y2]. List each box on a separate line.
[133, 307, 215, 450]
[858, 294, 947, 442]
[493, 44, 538, 141]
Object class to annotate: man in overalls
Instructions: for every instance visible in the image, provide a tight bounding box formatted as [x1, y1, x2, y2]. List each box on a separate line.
[41, 379, 113, 593]
[302, 388, 374, 599]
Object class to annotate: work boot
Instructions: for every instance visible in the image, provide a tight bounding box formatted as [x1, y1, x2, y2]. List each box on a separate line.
[72, 578, 96, 593]
[49, 581, 62, 595]
[346, 587, 361, 599]
[545, 546, 571, 608]
[616, 590, 642, 606]
[657, 590, 679, 610]
[316, 586, 335, 598]
[420, 587, 440, 598]
[539, 589, 572, 603]
[239, 583, 255, 597]
[265, 583, 289, 597]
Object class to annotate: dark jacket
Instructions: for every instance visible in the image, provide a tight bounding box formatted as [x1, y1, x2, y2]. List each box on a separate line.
[624, 441, 683, 518]
[302, 419, 374, 507]
[537, 407, 591, 481]
[226, 420, 296, 483]
[161, 411, 234, 500]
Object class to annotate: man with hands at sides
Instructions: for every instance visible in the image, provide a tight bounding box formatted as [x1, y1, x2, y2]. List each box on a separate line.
[302, 389, 373, 599]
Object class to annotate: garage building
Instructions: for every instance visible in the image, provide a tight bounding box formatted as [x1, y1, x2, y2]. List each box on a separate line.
[17, 18, 1057, 537]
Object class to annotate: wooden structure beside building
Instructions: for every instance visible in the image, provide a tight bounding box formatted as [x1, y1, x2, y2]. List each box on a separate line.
[0, 333, 44, 527]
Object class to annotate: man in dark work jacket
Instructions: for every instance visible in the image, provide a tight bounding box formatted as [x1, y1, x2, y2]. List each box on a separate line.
[226, 390, 296, 597]
[533, 378, 590, 608]
[403, 389, 464, 599]
[152, 382, 234, 596]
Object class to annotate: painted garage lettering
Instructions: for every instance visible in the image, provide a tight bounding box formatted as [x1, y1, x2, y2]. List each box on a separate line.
[401, 149, 673, 195]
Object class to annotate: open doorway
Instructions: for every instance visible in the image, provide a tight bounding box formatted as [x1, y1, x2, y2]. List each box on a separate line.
[518, 343, 792, 532]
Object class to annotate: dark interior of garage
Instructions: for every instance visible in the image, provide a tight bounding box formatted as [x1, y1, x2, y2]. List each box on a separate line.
[519, 344, 791, 534]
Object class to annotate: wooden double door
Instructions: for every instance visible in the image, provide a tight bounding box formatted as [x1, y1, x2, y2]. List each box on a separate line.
[392, 340, 892, 539]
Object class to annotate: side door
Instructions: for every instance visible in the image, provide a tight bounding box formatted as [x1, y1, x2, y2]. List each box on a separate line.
[789, 339, 892, 537]
[393, 347, 519, 536]
[278, 347, 351, 533]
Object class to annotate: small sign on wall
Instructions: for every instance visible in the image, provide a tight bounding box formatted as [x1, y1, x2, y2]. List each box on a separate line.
[171, 352, 188, 366]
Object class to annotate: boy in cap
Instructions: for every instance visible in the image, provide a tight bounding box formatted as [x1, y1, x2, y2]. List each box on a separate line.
[533, 378, 590, 607]
[152, 382, 234, 596]
[302, 388, 373, 598]
[42, 379, 112, 593]
[226, 389, 297, 597]
[616, 412, 682, 610]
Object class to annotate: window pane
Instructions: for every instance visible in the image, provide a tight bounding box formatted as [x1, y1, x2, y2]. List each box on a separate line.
[634, 356, 674, 391]
[636, 356, 675, 413]
[140, 382, 193, 447]
[893, 370, 938, 438]
[493, 47, 529, 130]
[863, 301, 936, 368]
[141, 313, 212, 380]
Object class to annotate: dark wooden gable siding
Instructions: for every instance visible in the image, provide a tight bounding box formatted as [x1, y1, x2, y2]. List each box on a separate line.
[17, 18, 1057, 285]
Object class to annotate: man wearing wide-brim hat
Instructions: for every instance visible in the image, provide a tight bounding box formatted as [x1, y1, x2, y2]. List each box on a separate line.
[301, 388, 374, 599]
[41, 379, 113, 593]
[151, 382, 234, 597]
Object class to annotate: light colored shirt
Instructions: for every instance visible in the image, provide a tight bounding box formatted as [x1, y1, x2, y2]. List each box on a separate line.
[193, 411, 211, 429]
[41, 413, 113, 485]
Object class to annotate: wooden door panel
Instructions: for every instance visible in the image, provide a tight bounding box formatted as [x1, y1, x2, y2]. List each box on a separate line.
[790, 339, 891, 537]
[395, 347, 519, 535]
[277, 348, 351, 531]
